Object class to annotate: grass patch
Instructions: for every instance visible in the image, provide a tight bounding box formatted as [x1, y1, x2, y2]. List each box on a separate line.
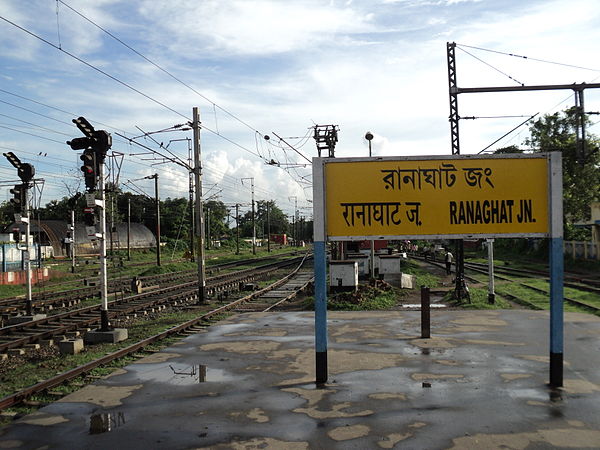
[446, 287, 511, 309]
[403, 259, 441, 288]
[304, 283, 404, 311]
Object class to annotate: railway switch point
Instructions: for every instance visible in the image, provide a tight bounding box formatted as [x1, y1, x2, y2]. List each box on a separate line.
[58, 338, 84, 355]
[84, 328, 128, 344]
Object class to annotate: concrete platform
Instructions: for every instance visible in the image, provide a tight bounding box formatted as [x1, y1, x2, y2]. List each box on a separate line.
[1, 310, 599, 449]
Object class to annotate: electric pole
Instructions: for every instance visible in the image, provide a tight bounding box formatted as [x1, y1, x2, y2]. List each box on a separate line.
[242, 178, 255, 255]
[266, 201, 271, 253]
[127, 198, 131, 261]
[235, 203, 240, 255]
[144, 173, 161, 266]
[192, 107, 206, 304]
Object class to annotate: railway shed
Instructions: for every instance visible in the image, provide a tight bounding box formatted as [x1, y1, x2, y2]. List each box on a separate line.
[0, 310, 598, 448]
[3, 220, 156, 257]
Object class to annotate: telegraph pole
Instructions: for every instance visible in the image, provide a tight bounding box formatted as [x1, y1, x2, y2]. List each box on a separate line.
[266, 201, 271, 252]
[242, 178, 255, 255]
[192, 107, 206, 304]
[144, 173, 161, 266]
[289, 196, 298, 247]
[127, 198, 131, 261]
[235, 203, 240, 255]
[206, 205, 211, 250]
[188, 142, 195, 262]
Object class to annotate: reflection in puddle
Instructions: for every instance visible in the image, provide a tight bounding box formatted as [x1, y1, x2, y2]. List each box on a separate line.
[89, 412, 126, 434]
[549, 389, 563, 403]
[169, 364, 207, 382]
[160, 364, 236, 384]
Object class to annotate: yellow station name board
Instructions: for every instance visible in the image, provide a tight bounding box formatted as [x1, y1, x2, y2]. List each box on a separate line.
[324, 155, 549, 239]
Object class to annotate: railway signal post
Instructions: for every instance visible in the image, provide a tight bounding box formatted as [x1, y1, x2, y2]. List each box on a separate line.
[3, 152, 46, 323]
[68, 117, 127, 343]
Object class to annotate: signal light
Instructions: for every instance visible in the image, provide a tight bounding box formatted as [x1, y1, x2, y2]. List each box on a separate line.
[17, 163, 35, 183]
[84, 210, 97, 227]
[9, 184, 25, 212]
[80, 149, 97, 191]
[12, 227, 20, 243]
[67, 136, 94, 151]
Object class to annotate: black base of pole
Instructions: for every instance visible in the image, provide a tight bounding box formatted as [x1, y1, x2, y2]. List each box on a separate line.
[100, 309, 110, 332]
[549, 352, 563, 387]
[25, 300, 32, 316]
[316, 351, 328, 385]
[488, 293, 495, 304]
[197, 287, 207, 305]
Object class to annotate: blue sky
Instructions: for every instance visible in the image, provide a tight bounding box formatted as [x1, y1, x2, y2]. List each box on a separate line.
[1, 0, 600, 219]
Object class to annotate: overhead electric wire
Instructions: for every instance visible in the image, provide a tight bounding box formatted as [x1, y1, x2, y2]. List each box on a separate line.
[478, 113, 539, 154]
[0, 13, 309, 199]
[457, 46, 524, 86]
[0, 14, 190, 121]
[57, 0, 268, 139]
[0, 113, 72, 136]
[0, 87, 132, 135]
[456, 43, 600, 73]
[0, 124, 66, 144]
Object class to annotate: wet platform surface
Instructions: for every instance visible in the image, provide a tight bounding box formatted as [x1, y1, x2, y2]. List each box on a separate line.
[1, 310, 599, 449]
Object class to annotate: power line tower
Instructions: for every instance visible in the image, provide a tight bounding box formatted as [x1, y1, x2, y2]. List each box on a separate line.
[313, 125, 339, 157]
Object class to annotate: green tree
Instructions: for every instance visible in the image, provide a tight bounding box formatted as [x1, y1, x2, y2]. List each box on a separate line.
[494, 145, 523, 154]
[204, 199, 228, 242]
[526, 108, 600, 239]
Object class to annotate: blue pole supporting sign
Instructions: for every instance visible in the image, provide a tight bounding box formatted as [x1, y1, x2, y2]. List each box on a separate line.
[312, 158, 328, 383]
[548, 151, 563, 387]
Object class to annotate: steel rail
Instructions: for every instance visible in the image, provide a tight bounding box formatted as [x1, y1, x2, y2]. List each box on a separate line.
[0, 256, 306, 353]
[0, 253, 300, 316]
[412, 255, 600, 313]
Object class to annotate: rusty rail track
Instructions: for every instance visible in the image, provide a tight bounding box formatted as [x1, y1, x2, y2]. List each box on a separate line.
[0, 255, 306, 354]
[0, 253, 300, 318]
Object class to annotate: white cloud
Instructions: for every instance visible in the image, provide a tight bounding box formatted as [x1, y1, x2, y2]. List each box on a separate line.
[138, 0, 376, 56]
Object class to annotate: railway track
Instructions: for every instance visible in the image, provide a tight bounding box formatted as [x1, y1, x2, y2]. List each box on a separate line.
[0, 252, 312, 412]
[0, 253, 301, 320]
[463, 260, 600, 292]
[414, 255, 600, 314]
[0, 255, 308, 355]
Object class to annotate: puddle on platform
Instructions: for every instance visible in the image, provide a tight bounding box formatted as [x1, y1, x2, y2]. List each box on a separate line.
[89, 411, 126, 434]
[159, 364, 238, 385]
[509, 388, 547, 402]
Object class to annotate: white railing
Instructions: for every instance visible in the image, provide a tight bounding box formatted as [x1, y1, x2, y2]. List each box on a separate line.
[563, 241, 600, 260]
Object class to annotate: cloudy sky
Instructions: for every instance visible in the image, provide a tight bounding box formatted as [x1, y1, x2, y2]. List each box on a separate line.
[1, 0, 600, 219]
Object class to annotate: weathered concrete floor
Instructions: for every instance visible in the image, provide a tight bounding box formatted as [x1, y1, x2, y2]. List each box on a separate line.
[1, 310, 599, 449]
